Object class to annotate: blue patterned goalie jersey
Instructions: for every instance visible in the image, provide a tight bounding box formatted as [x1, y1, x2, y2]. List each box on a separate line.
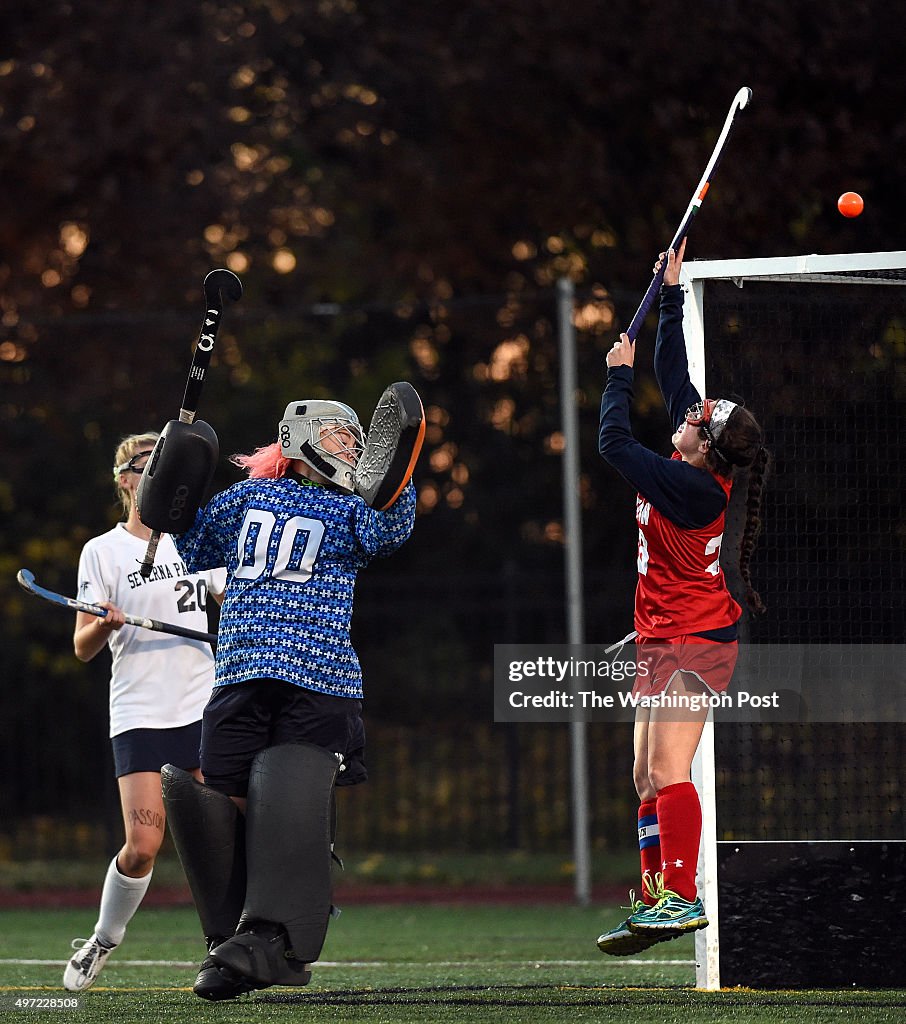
[175, 477, 416, 698]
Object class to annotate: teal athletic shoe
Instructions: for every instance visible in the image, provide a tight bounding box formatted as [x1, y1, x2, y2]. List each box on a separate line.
[596, 875, 678, 956]
[627, 884, 709, 934]
[596, 912, 677, 956]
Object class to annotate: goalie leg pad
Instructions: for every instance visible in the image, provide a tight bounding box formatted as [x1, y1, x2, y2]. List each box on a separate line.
[136, 419, 218, 533]
[209, 743, 339, 986]
[161, 764, 246, 944]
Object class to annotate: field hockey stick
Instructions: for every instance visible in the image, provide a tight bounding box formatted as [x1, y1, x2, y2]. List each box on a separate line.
[139, 269, 242, 579]
[603, 630, 638, 655]
[624, 86, 752, 342]
[16, 569, 216, 644]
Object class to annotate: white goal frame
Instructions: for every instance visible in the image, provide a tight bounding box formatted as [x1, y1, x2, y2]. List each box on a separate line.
[681, 250, 906, 990]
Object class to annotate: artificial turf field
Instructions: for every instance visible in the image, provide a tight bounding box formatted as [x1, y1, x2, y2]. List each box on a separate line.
[0, 905, 903, 1023]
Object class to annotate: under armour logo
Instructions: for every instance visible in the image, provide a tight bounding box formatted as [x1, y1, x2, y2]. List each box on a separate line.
[663, 858, 684, 869]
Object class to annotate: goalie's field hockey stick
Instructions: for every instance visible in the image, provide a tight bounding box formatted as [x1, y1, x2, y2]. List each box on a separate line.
[139, 269, 242, 579]
[624, 86, 752, 342]
[16, 569, 216, 644]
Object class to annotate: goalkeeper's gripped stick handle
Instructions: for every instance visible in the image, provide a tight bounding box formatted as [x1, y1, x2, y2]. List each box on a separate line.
[16, 569, 216, 644]
[139, 269, 242, 579]
[624, 87, 752, 343]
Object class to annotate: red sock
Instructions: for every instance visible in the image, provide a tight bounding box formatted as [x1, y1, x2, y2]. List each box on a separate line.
[655, 782, 701, 902]
[637, 799, 660, 905]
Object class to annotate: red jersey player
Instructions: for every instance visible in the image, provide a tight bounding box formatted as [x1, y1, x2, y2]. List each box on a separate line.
[596, 240, 770, 955]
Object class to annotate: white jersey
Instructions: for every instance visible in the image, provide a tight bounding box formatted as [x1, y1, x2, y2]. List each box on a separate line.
[76, 524, 226, 738]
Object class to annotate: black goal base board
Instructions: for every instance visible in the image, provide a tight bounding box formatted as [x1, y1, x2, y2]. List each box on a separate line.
[717, 840, 906, 988]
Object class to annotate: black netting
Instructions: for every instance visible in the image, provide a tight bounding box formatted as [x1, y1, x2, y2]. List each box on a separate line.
[703, 277, 906, 840]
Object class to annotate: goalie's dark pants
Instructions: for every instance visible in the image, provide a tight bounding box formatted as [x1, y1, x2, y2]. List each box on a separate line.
[200, 678, 366, 796]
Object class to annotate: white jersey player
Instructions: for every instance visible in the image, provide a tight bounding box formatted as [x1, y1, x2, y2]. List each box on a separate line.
[62, 432, 225, 993]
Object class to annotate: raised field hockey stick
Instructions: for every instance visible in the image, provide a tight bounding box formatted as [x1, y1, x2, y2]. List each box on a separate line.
[624, 86, 752, 342]
[16, 569, 216, 644]
[139, 269, 242, 579]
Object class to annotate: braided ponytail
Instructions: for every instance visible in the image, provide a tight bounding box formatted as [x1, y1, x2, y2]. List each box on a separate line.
[701, 405, 770, 614]
[739, 445, 770, 614]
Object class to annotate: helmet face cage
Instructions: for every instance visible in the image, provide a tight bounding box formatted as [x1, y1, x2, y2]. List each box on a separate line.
[684, 398, 737, 449]
[316, 417, 365, 461]
[685, 399, 717, 445]
[278, 400, 364, 493]
[685, 399, 715, 427]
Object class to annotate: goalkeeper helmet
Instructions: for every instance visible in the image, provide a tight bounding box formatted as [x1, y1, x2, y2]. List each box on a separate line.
[278, 400, 365, 493]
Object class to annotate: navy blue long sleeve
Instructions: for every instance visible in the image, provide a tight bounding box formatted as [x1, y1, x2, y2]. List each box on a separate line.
[655, 284, 702, 430]
[598, 287, 726, 530]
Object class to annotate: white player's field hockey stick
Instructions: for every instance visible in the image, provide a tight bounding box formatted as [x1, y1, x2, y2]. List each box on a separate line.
[16, 568, 216, 644]
[624, 86, 752, 342]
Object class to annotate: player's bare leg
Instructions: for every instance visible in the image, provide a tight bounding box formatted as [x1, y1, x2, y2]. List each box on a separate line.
[645, 673, 709, 791]
[598, 709, 677, 956]
[629, 674, 710, 935]
[64, 769, 181, 991]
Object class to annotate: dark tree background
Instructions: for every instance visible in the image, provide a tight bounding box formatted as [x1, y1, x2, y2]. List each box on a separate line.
[1, 0, 902, 853]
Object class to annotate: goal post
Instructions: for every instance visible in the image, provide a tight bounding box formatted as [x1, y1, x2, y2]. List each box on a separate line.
[681, 250, 906, 990]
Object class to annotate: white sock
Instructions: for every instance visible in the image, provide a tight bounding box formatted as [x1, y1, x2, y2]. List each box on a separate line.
[94, 856, 153, 948]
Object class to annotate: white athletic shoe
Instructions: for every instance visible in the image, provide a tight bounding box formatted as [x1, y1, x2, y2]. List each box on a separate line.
[63, 934, 116, 991]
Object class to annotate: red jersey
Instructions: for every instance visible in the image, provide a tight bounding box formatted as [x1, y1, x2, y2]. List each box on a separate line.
[634, 454, 741, 637]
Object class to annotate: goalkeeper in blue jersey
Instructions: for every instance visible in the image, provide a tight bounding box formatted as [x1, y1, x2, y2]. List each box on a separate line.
[151, 397, 416, 1000]
[179, 400, 414, 791]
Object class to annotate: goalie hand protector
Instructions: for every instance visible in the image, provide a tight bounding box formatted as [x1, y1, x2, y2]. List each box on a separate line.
[136, 419, 218, 534]
[354, 382, 425, 509]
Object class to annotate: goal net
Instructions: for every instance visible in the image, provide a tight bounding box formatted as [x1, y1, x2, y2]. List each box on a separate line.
[681, 251, 906, 988]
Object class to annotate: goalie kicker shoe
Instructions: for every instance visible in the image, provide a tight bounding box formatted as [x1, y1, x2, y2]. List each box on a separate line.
[63, 934, 116, 991]
[627, 878, 708, 935]
[210, 922, 312, 989]
[193, 937, 261, 1002]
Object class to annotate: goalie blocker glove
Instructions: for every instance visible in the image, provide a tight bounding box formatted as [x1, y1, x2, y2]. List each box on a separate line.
[136, 419, 219, 534]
